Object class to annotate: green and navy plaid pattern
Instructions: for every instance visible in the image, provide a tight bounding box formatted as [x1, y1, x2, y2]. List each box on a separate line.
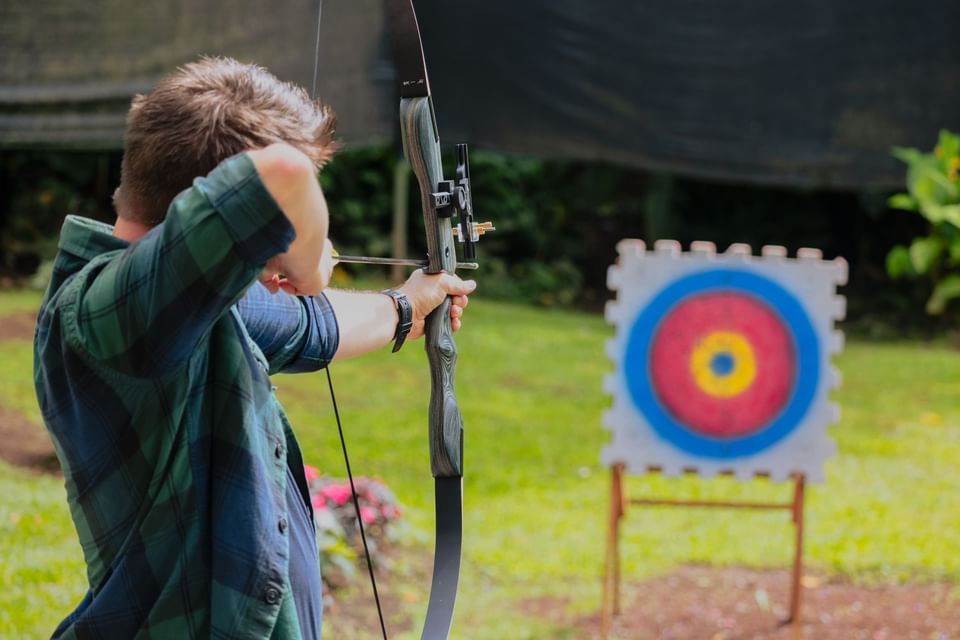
[34, 153, 323, 639]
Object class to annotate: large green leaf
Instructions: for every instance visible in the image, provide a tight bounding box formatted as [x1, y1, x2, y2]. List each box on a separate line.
[887, 193, 917, 211]
[892, 146, 926, 165]
[906, 159, 958, 214]
[927, 204, 960, 228]
[885, 244, 915, 279]
[926, 273, 960, 314]
[909, 236, 944, 275]
[937, 129, 960, 164]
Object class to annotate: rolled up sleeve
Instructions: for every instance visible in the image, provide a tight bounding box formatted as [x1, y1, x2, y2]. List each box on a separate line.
[237, 282, 340, 374]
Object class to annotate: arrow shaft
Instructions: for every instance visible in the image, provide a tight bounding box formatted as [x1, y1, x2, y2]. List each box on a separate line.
[335, 255, 479, 270]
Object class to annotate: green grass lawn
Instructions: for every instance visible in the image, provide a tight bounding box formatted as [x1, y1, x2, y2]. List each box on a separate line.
[1, 289, 958, 638]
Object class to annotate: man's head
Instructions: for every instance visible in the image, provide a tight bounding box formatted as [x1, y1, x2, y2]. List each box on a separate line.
[115, 56, 338, 226]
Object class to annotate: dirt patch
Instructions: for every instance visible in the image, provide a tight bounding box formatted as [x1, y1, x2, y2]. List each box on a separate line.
[322, 547, 423, 639]
[556, 566, 958, 639]
[0, 312, 58, 473]
[323, 582, 413, 639]
[0, 312, 37, 341]
[0, 408, 59, 475]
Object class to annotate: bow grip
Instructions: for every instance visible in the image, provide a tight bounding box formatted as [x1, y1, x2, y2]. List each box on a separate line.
[399, 95, 464, 479]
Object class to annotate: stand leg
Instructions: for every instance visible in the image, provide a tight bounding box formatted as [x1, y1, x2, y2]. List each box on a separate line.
[613, 465, 624, 615]
[787, 474, 805, 626]
[601, 465, 625, 638]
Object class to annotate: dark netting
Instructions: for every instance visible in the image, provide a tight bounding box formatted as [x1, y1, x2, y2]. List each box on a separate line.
[3, 0, 959, 188]
[0, 0, 393, 149]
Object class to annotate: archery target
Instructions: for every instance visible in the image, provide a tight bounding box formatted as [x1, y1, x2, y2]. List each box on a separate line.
[603, 240, 845, 482]
[625, 270, 818, 458]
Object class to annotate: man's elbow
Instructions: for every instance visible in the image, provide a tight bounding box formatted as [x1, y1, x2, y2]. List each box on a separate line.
[248, 143, 327, 249]
[249, 143, 316, 197]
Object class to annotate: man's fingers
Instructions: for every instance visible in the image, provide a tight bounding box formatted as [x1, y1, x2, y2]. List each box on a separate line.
[278, 279, 299, 295]
[439, 273, 477, 296]
[398, 270, 475, 337]
[261, 274, 281, 294]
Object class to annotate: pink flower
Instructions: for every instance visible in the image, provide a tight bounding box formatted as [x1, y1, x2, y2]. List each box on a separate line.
[304, 465, 320, 484]
[323, 484, 352, 506]
[359, 506, 377, 525]
[311, 494, 327, 511]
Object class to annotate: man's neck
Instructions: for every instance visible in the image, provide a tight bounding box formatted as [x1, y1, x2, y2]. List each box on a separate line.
[113, 216, 152, 242]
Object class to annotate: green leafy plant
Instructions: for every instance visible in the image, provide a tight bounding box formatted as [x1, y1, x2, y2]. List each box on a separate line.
[886, 130, 960, 314]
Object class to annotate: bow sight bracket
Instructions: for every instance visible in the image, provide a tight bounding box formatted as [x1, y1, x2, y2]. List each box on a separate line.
[432, 144, 480, 260]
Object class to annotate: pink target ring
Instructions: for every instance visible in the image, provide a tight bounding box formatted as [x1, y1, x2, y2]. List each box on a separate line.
[648, 292, 796, 438]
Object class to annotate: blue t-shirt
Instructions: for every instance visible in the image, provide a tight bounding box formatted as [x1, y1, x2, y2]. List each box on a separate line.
[286, 465, 323, 638]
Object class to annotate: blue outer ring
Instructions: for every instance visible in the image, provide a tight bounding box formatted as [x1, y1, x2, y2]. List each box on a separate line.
[623, 269, 820, 459]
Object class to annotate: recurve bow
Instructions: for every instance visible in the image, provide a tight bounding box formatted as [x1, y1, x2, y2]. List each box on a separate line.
[322, 2, 490, 638]
[384, 1, 483, 637]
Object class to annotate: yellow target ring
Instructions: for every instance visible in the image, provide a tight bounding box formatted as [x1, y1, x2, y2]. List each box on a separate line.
[689, 331, 756, 398]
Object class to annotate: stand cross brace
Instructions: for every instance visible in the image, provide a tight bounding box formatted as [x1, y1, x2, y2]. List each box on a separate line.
[600, 464, 806, 638]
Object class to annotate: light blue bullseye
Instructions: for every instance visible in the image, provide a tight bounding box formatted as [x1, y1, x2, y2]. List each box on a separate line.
[710, 352, 735, 376]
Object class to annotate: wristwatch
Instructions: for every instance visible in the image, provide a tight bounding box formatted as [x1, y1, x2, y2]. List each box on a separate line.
[381, 289, 413, 352]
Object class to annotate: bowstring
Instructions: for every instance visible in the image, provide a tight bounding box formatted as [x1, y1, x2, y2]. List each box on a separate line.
[311, 0, 324, 99]
[325, 367, 389, 639]
[313, 1, 388, 637]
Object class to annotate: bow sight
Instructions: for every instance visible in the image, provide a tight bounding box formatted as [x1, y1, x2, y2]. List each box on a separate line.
[334, 145, 492, 271]
[432, 144, 494, 261]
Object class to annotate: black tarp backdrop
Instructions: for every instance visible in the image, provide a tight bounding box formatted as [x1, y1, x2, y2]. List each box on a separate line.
[1, 0, 959, 188]
[0, 0, 392, 148]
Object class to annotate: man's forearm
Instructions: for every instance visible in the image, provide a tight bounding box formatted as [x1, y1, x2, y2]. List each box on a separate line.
[325, 289, 398, 360]
[249, 144, 331, 294]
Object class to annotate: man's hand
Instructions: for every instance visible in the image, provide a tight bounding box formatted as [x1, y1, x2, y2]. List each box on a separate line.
[260, 238, 336, 295]
[399, 270, 477, 340]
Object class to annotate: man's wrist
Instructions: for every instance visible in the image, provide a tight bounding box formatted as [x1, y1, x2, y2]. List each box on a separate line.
[381, 289, 413, 352]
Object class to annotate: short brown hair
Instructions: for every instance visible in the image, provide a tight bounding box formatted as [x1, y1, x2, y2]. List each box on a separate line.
[115, 56, 338, 225]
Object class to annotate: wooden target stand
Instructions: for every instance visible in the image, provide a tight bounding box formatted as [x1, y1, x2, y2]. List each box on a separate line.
[600, 464, 806, 638]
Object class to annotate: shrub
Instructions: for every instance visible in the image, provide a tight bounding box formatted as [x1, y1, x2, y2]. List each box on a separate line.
[886, 130, 960, 314]
[304, 465, 404, 591]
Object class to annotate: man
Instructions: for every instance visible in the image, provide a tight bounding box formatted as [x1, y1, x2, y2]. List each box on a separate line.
[33, 56, 475, 639]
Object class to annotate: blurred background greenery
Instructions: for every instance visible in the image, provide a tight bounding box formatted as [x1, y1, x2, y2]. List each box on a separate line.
[0, 142, 945, 337]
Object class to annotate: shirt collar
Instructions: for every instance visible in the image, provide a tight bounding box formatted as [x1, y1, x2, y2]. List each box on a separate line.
[57, 215, 129, 260]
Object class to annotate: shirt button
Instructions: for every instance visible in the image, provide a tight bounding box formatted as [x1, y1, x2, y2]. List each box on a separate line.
[264, 587, 281, 605]
[278, 516, 288, 534]
[274, 443, 284, 459]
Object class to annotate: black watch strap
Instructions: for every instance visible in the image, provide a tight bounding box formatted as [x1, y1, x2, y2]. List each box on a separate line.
[381, 289, 413, 352]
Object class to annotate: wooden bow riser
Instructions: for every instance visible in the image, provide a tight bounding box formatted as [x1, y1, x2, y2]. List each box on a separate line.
[399, 95, 464, 479]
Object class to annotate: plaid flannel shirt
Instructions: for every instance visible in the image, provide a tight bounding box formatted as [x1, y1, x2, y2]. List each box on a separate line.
[34, 153, 338, 639]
